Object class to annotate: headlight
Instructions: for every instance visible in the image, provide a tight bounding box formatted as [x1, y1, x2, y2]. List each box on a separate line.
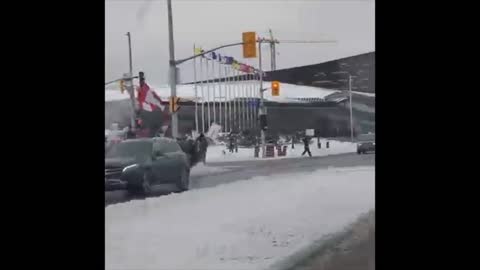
[122, 164, 138, 172]
[373, 142, 375, 146]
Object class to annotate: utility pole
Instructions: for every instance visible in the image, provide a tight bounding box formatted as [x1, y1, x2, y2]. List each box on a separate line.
[167, 0, 179, 138]
[126, 32, 136, 132]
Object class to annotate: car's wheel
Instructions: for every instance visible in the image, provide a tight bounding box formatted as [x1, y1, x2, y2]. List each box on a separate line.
[127, 170, 152, 196]
[357, 150, 362, 155]
[178, 167, 190, 192]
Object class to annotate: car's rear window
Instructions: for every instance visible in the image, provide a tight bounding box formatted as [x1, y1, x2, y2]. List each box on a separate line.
[153, 139, 181, 154]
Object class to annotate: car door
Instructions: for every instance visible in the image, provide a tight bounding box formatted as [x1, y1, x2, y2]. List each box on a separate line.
[151, 140, 177, 183]
[162, 140, 186, 181]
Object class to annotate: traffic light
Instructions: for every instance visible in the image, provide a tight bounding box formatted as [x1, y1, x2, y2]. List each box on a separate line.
[169, 96, 180, 113]
[271, 81, 280, 96]
[119, 80, 126, 94]
[242, 32, 257, 58]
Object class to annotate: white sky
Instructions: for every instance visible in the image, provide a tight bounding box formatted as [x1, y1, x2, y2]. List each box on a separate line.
[106, 0, 375, 86]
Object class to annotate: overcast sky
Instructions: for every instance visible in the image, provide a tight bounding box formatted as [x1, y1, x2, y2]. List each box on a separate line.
[106, 0, 375, 86]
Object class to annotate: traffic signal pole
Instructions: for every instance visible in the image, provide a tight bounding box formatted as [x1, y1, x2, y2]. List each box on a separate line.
[258, 38, 266, 158]
[126, 32, 137, 132]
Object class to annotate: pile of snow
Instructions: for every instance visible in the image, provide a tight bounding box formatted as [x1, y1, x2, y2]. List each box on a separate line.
[105, 166, 375, 270]
[105, 82, 339, 103]
[205, 123, 223, 140]
[206, 139, 357, 163]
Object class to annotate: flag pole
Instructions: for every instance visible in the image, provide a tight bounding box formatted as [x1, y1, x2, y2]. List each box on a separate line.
[206, 58, 211, 130]
[218, 59, 223, 131]
[252, 73, 258, 130]
[233, 69, 237, 132]
[245, 73, 252, 129]
[225, 66, 230, 133]
[240, 70, 244, 131]
[200, 56, 205, 134]
[212, 58, 216, 125]
[193, 44, 199, 134]
[243, 71, 247, 132]
[237, 70, 241, 131]
[250, 72, 257, 129]
[228, 66, 235, 131]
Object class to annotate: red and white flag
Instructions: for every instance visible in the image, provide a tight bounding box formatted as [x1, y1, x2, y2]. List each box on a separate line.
[137, 83, 165, 112]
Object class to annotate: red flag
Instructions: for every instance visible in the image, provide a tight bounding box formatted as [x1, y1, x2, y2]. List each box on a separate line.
[137, 83, 165, 112]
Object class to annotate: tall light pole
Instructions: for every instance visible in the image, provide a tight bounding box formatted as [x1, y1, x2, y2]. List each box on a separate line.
[349, 75, 354, 142]
[167, 0, 179, 138]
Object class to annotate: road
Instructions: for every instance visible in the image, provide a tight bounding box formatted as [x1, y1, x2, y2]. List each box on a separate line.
[105, 152, 375, 206]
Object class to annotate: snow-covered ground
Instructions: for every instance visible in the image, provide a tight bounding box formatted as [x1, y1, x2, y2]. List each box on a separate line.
[105, 82, 339, 103]
[190, 163, 229, 177]
[206, 139, 357, 163]
[105, 166, 374, 270]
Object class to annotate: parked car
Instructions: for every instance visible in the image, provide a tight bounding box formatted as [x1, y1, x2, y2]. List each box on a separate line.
[105, 137, 191, 194]
[356, 133, 375, 154]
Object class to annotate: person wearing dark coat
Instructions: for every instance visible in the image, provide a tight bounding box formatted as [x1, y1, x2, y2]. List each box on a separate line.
[126, 125, 136, 139]
[302, 136, 312, 157]
[196, 133, 209, 164]
[228, 132, 237, 153]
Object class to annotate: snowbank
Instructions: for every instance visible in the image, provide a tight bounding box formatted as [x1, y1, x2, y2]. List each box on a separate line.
[105, 82, 339, 103]
[105, 166, 375, 270]
[206, 139, 357, 163]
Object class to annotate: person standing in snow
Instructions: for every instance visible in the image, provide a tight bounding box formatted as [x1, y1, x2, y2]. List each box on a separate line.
[228, 132, 235, 153]
[302, 136, 312, 157]
[196, 133, 208, 164]
[125, 125, 136, 139]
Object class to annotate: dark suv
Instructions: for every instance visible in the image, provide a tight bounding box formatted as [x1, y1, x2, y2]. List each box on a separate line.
[356, 133, 375, 154]
[105, 137, 191, 194]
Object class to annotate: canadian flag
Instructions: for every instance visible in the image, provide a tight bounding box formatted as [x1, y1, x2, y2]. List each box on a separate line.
[137, 83, 165, 112]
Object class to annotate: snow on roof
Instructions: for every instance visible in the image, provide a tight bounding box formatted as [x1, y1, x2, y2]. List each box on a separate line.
[352, 91, 375, 97]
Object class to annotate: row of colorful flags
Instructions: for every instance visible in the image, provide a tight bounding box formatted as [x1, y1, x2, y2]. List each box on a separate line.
[194, 47, 258, 74]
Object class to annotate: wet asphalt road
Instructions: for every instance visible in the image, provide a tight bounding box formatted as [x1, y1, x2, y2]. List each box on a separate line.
[105, 153, 375, 207]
